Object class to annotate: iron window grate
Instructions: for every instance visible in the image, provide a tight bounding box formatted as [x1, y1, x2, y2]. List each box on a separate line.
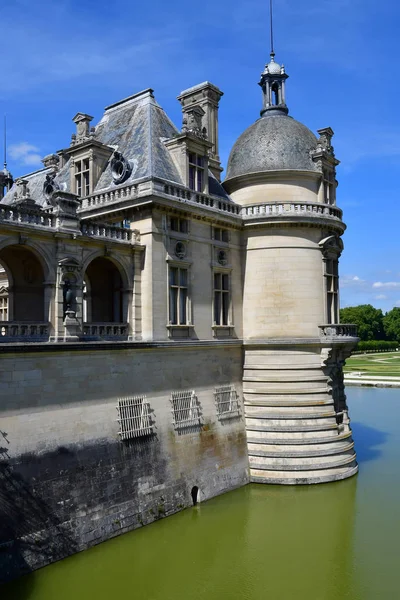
[171, 390, 200, 428]
[214, 385, 240, 419]
[117, 395, 152, 440]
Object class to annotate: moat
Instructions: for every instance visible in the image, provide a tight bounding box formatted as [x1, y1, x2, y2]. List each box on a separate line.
[4, 387, 399, 600]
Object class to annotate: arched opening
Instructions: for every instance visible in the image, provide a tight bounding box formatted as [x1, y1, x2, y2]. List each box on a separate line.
[0, 261, 10, 321]
[0, 245, 45, 321]
[191, 486, 199, 506]
[83, 257, 124, 323]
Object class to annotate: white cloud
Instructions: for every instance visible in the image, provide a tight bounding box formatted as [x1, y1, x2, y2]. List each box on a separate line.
[8, 142, 42, 167]
[375, 294, 387, 300]
[372, 282, 400, 289]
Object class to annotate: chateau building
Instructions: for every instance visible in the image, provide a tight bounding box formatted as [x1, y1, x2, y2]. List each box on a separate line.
[0, 49, 358, 580]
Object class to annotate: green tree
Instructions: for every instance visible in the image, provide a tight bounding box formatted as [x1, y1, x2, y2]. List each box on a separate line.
[383, 307, 400, 341]
[340, 304, 385, 341]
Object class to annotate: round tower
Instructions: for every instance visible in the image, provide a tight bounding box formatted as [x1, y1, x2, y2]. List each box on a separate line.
[224, 53, 359, 484]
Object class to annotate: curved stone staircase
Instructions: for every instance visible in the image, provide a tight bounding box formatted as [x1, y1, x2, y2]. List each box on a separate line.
[244, 350, 358, 484]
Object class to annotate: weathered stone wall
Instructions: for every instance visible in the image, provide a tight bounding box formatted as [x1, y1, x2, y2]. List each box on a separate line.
[0, 342, 248, 582]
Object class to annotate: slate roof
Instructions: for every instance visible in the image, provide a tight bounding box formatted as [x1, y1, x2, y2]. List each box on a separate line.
[3, 88, 232, 208]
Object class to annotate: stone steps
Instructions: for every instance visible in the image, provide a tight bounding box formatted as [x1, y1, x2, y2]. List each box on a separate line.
[249, 464, 359, 485]
[249, 452, 356, 471]
[244, 411, 336, 419]
[243, 387, 329, 395]
[246, 422, 339, 433]
[243, 374, 328, 383]
[243, 399, 334, 407]
[246, 431, 353, 445]
[247, 440, 354, 457]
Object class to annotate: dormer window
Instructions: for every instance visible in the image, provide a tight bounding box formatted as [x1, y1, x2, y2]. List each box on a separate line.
[188, 153, 204, 192]
[75, 159, 90, 196]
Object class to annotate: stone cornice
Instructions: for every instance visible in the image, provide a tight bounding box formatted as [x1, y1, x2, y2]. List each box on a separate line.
[223, 169, 321, 194]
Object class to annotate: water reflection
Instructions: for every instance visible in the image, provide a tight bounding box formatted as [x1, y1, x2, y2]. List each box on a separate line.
[351, 422, 387, 463]
[4, 388, 400, 600]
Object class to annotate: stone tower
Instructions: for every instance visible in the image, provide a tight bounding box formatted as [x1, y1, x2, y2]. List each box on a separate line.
[223, 51, 359, 484]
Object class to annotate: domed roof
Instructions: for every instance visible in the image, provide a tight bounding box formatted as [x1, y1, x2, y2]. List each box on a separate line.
[225, 112, 319, 182]
[263, 57, 281, 75]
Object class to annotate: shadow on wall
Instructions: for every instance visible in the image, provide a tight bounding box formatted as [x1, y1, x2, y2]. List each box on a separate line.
[0, 447, 77, 589]
[351, 422, 388, 464]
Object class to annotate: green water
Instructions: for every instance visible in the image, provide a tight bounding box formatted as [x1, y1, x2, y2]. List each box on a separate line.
[5, 387, 400, 600]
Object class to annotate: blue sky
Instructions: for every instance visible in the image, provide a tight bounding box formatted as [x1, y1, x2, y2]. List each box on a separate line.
[1, 0, 400, 312]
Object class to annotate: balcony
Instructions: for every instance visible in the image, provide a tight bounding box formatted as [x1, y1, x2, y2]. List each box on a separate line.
[82, 322, 129, 340]
[319, 324, 358, 339]
[0, 322, 50, 342]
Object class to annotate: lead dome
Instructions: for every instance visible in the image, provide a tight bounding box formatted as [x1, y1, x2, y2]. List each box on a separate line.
[225, 112, 319, 181]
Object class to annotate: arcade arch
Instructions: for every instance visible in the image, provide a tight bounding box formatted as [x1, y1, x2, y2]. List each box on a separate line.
[0, 245, 46, 321]
[83, 256, 126, 323]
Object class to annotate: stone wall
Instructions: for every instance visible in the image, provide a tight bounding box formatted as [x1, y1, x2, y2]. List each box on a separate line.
[0, 341, 248, 582]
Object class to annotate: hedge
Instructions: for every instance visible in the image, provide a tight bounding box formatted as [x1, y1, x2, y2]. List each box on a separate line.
[353, 340, 399, 354]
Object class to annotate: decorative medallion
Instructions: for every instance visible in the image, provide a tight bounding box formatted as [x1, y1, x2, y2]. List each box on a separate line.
[175, 241, 186, 259]
[217, 249, 228, 266]
[43, 174, 60, 200]
[111, 151, 132, 184]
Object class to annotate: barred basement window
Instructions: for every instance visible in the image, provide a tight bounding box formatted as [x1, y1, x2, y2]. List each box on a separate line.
[117, 395, 152, 440]
[171, 390, 200, 428]
[214, 385, 239, 419]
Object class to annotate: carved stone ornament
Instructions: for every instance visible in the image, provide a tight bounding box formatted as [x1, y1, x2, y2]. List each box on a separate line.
[182, 106, 207, 139]
[217, 249, 228, 266]
[111, 151, 132, 184]
[319, 235, 343, 258]
[175, 241, 186, 259]
[43, 173, 60, 201]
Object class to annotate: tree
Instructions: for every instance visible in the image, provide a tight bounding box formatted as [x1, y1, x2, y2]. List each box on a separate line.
[340, 304, 385, 341]
[383, 307, 400, 341]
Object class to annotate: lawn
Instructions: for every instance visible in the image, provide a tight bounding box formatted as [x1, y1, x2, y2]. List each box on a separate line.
[344, 352, 400, 377]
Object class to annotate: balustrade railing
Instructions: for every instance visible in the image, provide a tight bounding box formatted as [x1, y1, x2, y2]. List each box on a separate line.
[163, 184, 240, 216]
[82, 322, 129, 339]
[80, 185, 139, 210]
[0, 206, 56, 229]
[319, 324, 358, 338]
[80, 222, 137, 243]
[241, 202, 342, 220]
[0, 321, 50, 341]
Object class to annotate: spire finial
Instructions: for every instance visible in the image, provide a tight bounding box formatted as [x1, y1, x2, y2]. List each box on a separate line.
[3, 115, 7, 170]
[270, 0, 275, 58]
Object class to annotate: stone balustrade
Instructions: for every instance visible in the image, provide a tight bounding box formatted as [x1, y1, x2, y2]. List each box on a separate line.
[0, 322, 50, 341]
[319, 324, 358, 338]
[241, 202, 342, 220]
[81, 222, 138, 243]
[80, 184, 138, 210]
[82, 322, 129, 339]
[0, 206, 56, 229]
[162, 184, 241, 216]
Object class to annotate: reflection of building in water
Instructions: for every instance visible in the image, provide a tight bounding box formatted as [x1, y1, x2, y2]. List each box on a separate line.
[0, 45, 359, 581]
[241, 478, 360, 598]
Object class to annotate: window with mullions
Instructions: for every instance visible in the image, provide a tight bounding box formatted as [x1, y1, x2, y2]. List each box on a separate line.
[75, 159, 90, 196]
[169, 266, 189, 325]
[213, 227, 229, 243]
[188, 153, 204, 192]
[170, 217, 189, 234]
[326, 258, 339, 324]
[213, 272, 230, 326]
